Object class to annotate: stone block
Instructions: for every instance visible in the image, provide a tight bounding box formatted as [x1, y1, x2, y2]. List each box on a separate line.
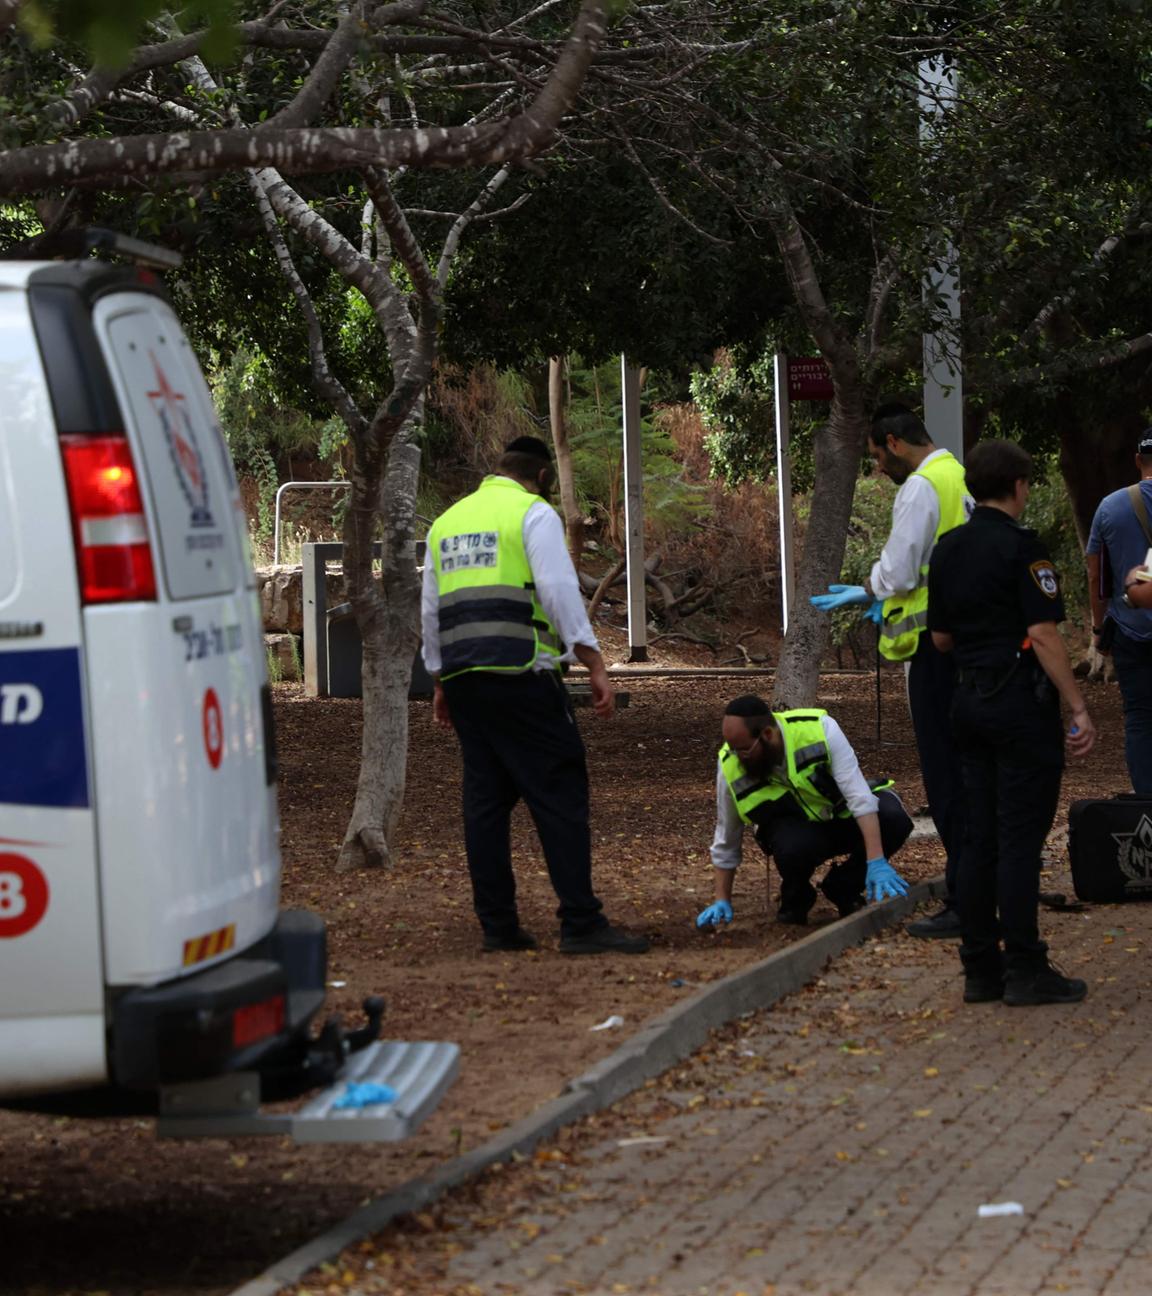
[265, 633, 302, 682]
[255, 566, 344, 633]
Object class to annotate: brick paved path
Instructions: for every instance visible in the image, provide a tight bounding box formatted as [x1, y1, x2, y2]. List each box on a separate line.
[360, 890, 1152, 1296]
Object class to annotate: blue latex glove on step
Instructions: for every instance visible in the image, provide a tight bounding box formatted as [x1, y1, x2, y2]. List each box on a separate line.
[332, 1081, 397, 1109]
[696, 899, 733, 928]
[863, 597, 885, 626]
[866, 857, 909, 902]
[810, 584, 871, 613]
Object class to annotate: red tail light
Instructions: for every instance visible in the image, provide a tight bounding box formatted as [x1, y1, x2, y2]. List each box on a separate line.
[60, 435, 157, 604]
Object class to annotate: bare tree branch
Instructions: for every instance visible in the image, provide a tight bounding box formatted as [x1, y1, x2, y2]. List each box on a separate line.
[261, 6, 367, 131]
[1, 0, 609, 196]
[435, 165, 513, 285]
[246, 169, 367, 440]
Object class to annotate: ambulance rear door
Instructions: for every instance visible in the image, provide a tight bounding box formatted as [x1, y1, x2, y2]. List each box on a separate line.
[87, 289, 279, 988]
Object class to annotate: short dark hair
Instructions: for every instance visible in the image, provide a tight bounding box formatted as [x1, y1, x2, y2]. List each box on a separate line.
[497, 434, 553, 483]
[724, 694, 776, 737]
[870, 402, 932, 448]
[965, 439, 1032, 503]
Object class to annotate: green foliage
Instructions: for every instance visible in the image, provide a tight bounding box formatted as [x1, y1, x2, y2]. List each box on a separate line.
[565, 359, 710, 546]
[692, 348, 819, 492]
[210, 347, 345, 540]
[1023, 456, 1089, 627]
[21, 0, 237, 64]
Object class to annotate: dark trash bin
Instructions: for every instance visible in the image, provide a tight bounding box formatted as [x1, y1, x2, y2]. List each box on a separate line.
[325, 602, 434, 700]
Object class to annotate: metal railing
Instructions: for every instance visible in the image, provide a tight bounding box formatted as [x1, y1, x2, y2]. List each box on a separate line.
[272, 480, 351, 567]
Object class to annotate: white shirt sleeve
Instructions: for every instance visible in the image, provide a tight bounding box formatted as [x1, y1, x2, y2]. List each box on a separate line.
[523, 501, 599, 658]
[869, 473, 939, 601]
[821, 715, 879, 818]
[419, 549, 441, 674]
[710, 758, 745, 869]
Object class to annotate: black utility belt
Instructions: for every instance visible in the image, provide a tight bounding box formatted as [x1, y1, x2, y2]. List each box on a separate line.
[957, 657, 1052, 702]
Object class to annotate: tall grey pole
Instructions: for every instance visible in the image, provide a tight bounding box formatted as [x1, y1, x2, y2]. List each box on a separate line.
[621, 358, 648, 662]
[920, 58, 964, 462]
[773, 353, 796, 634]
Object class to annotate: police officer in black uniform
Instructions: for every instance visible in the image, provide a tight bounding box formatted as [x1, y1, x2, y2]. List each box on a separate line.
[927, 440, 1096, 1006]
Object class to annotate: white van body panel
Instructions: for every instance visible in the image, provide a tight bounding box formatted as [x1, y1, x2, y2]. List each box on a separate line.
[87, 293, 279, 986]
[0, 283, 107, 1091]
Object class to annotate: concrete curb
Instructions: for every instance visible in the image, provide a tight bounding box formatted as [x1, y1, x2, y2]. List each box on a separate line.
[228, 877, 947, 1296]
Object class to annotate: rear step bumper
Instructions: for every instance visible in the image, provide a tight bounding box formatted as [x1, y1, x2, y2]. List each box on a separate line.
[110, 909, 327, 1088]
[156, 1040, 461, 1142]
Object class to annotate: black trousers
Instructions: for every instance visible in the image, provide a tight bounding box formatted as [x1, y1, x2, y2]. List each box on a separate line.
[951, 669, 1064, 976]
[908, 631, 966, 900]
[442, 670, 606, 940]
[755, 790, 914, 914]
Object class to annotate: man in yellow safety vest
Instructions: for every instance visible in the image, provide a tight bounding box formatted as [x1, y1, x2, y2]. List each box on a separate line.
[422, 435, 649, 957]
[696, 695, 913, 929]
[811, 404, 971, 939]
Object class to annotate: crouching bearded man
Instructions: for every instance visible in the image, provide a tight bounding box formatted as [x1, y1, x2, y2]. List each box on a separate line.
[697, 695, 915, 929]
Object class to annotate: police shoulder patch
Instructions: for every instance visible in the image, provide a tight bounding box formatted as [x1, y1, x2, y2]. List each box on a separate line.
[1030, 560, 1060, 598]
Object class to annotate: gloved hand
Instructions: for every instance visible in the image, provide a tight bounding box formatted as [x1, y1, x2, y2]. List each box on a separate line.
[696, 899, 734, 928]
[866, 857, 909, 902]
[862, 597, 885, 626]
[810, 584, 871, 613]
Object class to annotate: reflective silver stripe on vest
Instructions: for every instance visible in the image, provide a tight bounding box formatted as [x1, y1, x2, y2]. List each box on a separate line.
[791, 742, 827, 771]
[439, 584, 533, 608]
[884, 606, 929, 639]
[732, 772, 766, 798]
[440, 622, 537, 647]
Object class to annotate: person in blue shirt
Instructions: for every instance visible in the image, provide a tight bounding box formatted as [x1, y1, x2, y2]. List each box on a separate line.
[1086, 430, 1152, 793]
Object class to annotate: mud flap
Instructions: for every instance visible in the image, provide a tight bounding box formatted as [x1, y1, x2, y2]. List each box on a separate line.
[156, 1040, 460, 1142]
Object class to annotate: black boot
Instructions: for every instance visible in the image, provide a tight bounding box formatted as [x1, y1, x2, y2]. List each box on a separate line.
[1003, 958, 1087, 1006]
[961, 946, 1004, 1004]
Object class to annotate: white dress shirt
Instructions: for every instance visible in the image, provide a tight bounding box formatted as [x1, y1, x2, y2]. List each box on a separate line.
[421, 490, 599, 674]
[709, 715, 879, 870]
[869, 450, 973, 601]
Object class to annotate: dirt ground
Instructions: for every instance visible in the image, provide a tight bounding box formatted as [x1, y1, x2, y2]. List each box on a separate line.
[0, 636, 1131, 1296]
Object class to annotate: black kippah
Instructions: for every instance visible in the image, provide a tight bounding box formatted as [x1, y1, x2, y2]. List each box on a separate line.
[505, 434, 553, 460]
[725, 694, 771, 718]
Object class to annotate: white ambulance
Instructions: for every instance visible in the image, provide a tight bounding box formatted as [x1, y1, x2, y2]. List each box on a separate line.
[0, 234, 456, 1140]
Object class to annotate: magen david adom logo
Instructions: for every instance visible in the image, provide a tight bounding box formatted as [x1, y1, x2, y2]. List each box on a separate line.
[148, 353, 214, 528]
[1113, 813, 1152, 892]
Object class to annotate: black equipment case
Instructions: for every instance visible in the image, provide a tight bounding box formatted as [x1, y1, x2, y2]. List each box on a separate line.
[1068, 797, 1152, 902]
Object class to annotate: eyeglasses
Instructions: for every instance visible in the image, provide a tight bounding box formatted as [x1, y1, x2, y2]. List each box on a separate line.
[729, 733, 763, 761]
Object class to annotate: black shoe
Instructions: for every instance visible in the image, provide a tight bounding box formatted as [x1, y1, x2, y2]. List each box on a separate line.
[964, 975, 1004, 1004]
[482, 927, 538, 953]
[820, 876, 867, 919]
[775, 906, 811, 926]
[907, 905, 963, 939]
[559, 924, 649, 955]
[1003, 961, 1087, 1006]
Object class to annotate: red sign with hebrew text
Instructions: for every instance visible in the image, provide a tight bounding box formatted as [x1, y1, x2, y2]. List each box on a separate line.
[787, 357, 834, 402]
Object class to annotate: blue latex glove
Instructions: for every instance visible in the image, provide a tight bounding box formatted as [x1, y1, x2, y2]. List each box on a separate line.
[696, 899, 734, 928]
[863, 597, 885, 626]
[332, 1081, 397, 1109]
[810, 584, 871, 613]
[866, 857, 909, 902]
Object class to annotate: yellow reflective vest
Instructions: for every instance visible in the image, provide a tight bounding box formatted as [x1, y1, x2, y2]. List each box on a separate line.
[427, 475, 561, 680]
[719, 709, 854, 825]
[878, 451, 968, 661]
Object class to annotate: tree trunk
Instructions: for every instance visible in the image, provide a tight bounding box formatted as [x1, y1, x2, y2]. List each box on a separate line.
[772, 396, 868, 707]
[548, 354, 585, 566]
[1057, 405, 1145, 547]
[337, 433, 423, 871]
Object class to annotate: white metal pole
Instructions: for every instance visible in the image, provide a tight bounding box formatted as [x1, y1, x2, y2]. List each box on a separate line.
[620, 358, 648, 662]
[920, 58, 964, 462]
[773, 353, 796, 635]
